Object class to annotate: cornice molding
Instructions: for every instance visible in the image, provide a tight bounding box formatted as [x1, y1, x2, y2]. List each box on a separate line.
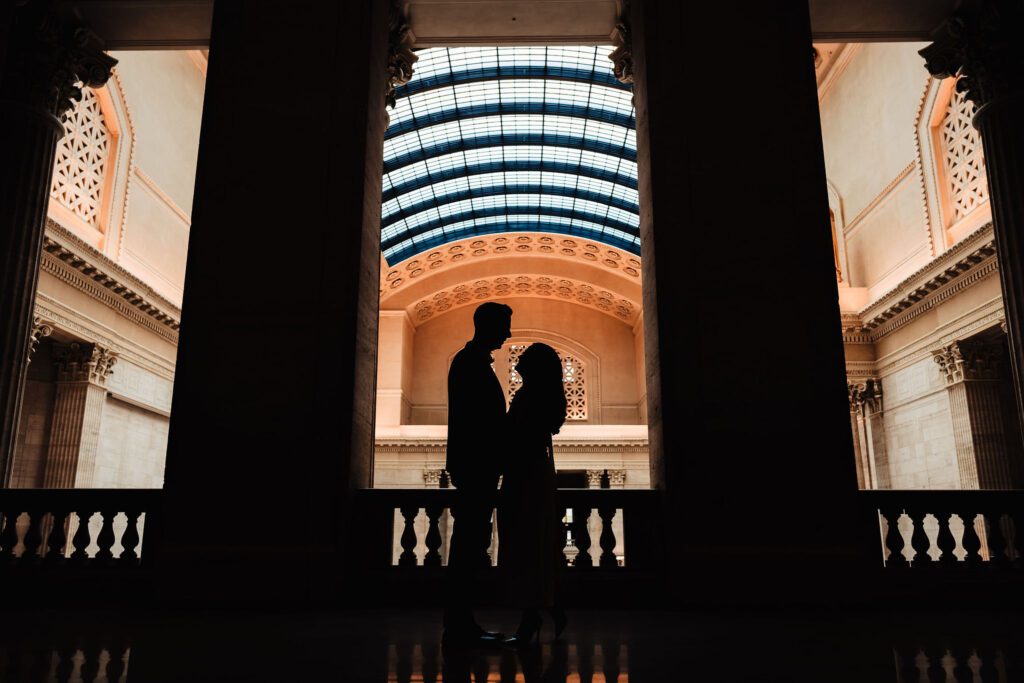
[843, 223, 997, 342]
[41, 218, 181, 343]
[817, 43, 860, 103]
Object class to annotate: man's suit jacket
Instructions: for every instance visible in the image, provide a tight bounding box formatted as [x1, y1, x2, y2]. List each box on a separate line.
[446, 341, 506, 488]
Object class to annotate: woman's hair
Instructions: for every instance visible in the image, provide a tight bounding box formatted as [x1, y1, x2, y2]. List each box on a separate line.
[515, 343, 568, 435]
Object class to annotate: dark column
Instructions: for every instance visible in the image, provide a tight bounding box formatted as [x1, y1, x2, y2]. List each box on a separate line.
[630, 0, 862, 604]
[921, 0, 1024, 438]
[158, 0, 389, 603]
[0, 3, 115, 482]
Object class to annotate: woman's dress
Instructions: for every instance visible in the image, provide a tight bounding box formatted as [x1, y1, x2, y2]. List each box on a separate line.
[497, 386, 563, 608]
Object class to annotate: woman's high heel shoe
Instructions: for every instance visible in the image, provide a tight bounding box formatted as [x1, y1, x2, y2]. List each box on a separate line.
[503, 609, 542, 648]
[548, 606, 568, 640]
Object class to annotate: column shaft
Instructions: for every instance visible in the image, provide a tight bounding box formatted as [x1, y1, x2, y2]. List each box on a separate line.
[0, 4, 115, 481]
[0, 113, 59, 481]
[977, 99, 1024, 435]
[42, 381, 106, 488]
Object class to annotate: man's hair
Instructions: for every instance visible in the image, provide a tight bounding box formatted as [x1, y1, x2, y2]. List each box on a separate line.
[473, 302, 513, 330]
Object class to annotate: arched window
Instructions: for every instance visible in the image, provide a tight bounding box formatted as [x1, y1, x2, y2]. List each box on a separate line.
[507, 343, 588, 421]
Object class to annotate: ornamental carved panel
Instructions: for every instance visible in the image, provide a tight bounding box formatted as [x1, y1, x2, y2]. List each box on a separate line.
[507, 343, 588, 421]
[939, 86, 988, 225]
[50, 87, 112, 230]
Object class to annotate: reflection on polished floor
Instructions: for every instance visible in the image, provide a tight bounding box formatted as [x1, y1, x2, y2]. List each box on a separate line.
[0, 607, 1021, 682]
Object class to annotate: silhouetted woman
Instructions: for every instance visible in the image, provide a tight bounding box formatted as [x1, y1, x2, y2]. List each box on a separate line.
[498, 342, 568, 646]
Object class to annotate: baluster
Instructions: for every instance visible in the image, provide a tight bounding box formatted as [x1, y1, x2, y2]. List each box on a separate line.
[959, 512, 983, 567]
[951, 648, 973, 683]
[602, 638, 621, 683]
[95, 509, 117, 561]
[560, 509, 571, 567]
[79, 643, 101, 683]
[893, 646, 920, 683]
[423, 504, 443, 567]
[975, 647, 999, 683]
[881, 508, 907, 568]
[926, 647, 946, 683]
[908, 511, 931, 567]
[70, 510, 93, 563]
[0, 509, 20, 561]
[398, 506, 419, 567]
[103, 643, 128, 683]
[119, 510, 143, 566]
[598, 505, 617, 568]
[54, 643, 76, 683]
[982, 510, 1010, 568]
[936, 513, 957, 567]
[573, 506, 593, 568]
[46, 510, 70, 563]
[21, 510, 43, 563]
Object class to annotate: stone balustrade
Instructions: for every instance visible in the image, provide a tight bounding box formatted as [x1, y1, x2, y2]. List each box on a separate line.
[0, 489, 158, 569]
[866, 491, 1024, 569]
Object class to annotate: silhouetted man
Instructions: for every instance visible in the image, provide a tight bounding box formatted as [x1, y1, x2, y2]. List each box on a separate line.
[443, 302, 513, 647]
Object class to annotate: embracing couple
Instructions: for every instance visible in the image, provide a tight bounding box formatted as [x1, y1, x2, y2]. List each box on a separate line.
[442, 302, 568, 649]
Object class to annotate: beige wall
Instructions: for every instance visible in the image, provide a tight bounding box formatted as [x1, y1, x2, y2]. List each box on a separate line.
[108, 50, 205, 307]
[400, 297, 643, 425]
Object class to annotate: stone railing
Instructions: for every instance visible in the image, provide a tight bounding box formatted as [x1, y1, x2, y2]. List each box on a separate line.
[865, 490, 1024, 569]
[355, 487, 662, 574]
[0, 489, 159, 570]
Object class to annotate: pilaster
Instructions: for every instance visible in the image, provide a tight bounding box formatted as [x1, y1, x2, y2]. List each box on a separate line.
[933, 339, 1016, 488]
[42, 342, 116, 488]
[848, 379, 887, 489]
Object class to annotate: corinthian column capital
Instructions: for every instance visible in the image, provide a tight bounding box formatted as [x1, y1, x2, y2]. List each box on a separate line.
[385, 0, 417, 110]
[934, 339, 1003, 385]
[919, 0, 1024, 119]
[848, 378, 883, 415]
[54, 342, 117, 385]
[608, 1, 634, 85]
[27, 316, 53, 364]
[3, 2, 118, 126]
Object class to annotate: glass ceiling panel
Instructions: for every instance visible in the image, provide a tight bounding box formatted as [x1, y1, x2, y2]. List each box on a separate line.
[382, 46, 638, 264]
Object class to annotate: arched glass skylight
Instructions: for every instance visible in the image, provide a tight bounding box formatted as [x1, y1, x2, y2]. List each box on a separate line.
[382, 46, 638, 265]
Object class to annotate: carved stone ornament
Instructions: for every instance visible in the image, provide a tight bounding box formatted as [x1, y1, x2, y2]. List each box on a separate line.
[847, 378, 883, 415]
[4, 3, 118, 126]
[422, 468, 443, 487]
[385, 0, 418, 110]
[608, 1, 633, 85]
[933, 339, 1002, 385]
[919, 0, 1024, 120]
[27, 317, 54, 364]
[586, 469, 626, 488]
[54, 342, 117, 384]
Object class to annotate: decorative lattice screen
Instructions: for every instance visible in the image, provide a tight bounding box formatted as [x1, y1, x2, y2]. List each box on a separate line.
[50, 87, 110, 228]
[508, 344, 588, 421]
[939, 87, 988, 223]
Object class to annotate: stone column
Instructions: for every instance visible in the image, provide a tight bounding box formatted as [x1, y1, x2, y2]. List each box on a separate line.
[921, 0, 1024, 437]
[934, 339, 1016, 488]
[848, 379, 888, 489]
[0, 3, 116, 482]
[41, 343, 116, 488]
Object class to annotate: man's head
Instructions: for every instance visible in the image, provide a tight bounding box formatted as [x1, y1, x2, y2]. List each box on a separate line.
[472, 302, 513, 351]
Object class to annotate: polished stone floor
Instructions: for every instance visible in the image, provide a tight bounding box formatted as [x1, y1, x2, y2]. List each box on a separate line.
[0, 607, 1021, 682]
